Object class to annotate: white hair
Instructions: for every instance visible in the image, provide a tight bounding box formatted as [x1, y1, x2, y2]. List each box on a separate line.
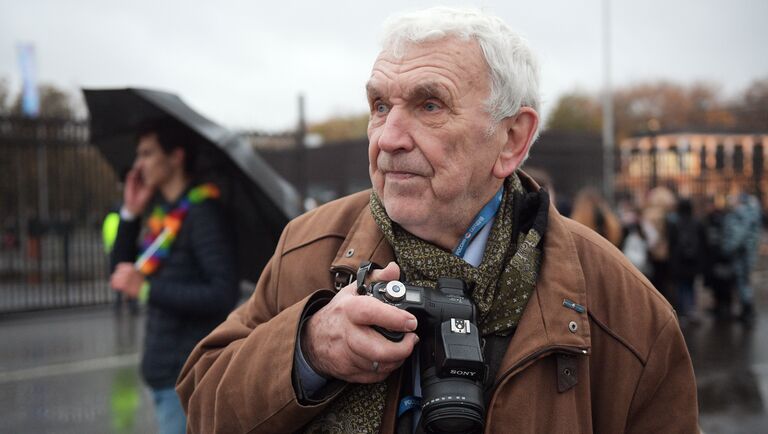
[380, 6, 541, 143]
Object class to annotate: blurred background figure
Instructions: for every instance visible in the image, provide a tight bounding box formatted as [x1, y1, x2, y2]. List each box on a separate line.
[570, 187, 623, 247]
[642, 186, 678, 302]
[109, 118, 239, 434]
[702, 195, 737, 320]
[618, 196, 655, 277]
[667, 198, 703, 323]
[725, 190, 763, 323]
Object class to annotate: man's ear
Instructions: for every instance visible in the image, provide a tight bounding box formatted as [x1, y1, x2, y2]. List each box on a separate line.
[492, 107, 539, 179]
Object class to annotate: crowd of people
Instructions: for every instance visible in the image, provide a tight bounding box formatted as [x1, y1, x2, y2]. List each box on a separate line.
[570, 184, 764, 325]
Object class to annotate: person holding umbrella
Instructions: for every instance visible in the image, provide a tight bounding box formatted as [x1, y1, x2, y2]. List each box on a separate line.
[109, 117, 239, 434]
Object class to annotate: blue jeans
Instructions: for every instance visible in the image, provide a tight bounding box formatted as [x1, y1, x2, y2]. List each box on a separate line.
[151, 387, 186, 434]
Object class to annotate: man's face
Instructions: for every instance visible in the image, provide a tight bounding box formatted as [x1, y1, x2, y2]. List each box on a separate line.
[367, 37, 509, 245]
[133, 133, 176, 189]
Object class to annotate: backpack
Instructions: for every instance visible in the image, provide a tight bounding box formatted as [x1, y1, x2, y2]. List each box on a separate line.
[623, 228, 651, 276]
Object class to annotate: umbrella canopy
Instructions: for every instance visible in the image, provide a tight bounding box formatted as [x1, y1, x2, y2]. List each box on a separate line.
[83, 87, 301, 283]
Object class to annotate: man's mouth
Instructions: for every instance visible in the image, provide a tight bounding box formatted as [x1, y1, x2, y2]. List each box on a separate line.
[386, 170, 415, 175]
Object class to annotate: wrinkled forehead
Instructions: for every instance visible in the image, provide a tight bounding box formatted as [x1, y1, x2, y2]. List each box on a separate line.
[367, 37, 490, 95]
[374, 35, 483, 65]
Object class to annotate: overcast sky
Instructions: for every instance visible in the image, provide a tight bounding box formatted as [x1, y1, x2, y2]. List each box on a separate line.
[1, 0, 766, 131]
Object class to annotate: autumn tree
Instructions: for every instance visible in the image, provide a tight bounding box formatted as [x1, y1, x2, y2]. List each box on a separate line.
[308, 113, 368, 142]
[546, 80, 747, 140]
[0, 79, 9, 114]
[0, 81, 117, 224]
[736, 77, 768, 131]
[545, 91, 602, 133]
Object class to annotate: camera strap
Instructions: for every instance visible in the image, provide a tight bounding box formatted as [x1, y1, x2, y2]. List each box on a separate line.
[398, 395, 422, 418]
[356, 261, 376, 294]
[397, 351, 424, 433]
[453, 186, 503, 258]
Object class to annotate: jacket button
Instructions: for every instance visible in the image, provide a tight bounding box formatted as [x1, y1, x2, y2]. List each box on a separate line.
[568, 321, 578, 333]
[345, 248, 355, 258]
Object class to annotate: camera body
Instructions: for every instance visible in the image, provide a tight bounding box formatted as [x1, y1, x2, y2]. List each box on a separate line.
[367, 278, 487, 433]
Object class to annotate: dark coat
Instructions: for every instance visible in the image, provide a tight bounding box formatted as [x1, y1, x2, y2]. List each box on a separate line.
[112, 192, 239, 389]
[177, 173, 698, 434]
[668, 213, 704, 282]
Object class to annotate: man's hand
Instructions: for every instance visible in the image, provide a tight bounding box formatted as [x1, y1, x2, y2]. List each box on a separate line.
[302, 262, 419, 383]
[110, 262, 145, 298]
[123, 168, 154, 216]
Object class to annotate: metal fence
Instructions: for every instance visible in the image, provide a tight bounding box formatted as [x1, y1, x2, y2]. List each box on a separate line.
[0, 116, 120, 313]
[615, 132, 768, 211]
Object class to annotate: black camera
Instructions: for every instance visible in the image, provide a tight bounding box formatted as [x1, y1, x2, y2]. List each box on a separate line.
[366, 277, 487, 434]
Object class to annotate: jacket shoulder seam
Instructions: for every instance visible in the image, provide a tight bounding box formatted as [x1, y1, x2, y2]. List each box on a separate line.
[565, 220, 676, 364]
[588, 311, 645, 364]
[623, 314, 678, 432]
[282, 233, 348, 257]
[280, 192, 371, 257]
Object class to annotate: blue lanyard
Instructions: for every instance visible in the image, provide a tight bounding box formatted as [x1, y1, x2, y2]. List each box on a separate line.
[453, 186, 503, 257]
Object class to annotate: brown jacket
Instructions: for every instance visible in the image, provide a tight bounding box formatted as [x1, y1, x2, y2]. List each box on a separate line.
[177, 182, 699, 433]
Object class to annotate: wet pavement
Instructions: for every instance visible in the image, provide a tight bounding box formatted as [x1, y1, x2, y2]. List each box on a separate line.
[687, 265, 768, 434]
[0, 307, 154, 434]
[2, 267, 768, 433]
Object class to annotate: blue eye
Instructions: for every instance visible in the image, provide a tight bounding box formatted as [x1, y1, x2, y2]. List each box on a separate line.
[424, 102, 439, 112]
[375, 102, 389, 114]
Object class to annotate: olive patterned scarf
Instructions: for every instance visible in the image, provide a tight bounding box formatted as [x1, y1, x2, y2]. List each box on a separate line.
[303, 173, 549, 434]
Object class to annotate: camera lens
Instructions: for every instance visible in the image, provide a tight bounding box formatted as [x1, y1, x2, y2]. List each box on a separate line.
[421, 367, 485, 434]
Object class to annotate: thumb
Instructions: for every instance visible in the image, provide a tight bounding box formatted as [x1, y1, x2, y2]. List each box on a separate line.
[370, 261, 400, 283]
[338, 261, 401, 295]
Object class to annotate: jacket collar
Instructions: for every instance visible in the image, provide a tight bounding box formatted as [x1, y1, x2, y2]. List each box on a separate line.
[330, 176, 591, 377]
[330, 195, 394, 274]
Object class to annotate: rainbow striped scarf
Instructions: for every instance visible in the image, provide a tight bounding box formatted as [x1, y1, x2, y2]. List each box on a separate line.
[136, 183, 220, 275]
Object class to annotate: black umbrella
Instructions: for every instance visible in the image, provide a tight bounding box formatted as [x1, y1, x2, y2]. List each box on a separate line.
[83, 87, 301, 283]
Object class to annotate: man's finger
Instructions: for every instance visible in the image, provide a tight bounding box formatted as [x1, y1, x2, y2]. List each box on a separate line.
[347, 295, 417, 331]
[347, 328, 418, 364]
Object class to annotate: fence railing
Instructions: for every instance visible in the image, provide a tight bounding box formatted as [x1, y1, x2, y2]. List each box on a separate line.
[1, 116, 119, 313]
[615, 132, 767, 211]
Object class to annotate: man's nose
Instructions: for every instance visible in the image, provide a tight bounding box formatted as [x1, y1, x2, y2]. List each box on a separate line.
[376, 107, 414, 153]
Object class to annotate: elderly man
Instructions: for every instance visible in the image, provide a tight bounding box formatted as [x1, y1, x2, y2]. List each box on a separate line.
[178, 7, 698, 433]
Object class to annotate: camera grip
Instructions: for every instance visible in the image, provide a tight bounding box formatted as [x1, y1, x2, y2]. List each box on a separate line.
[372, 325, 405, 342]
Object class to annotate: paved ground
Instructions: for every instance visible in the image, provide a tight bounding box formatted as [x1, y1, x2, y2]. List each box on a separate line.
[689, 265, 768, 434]
[0, 306, 154, 434]
[1, 265, 768, 433]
